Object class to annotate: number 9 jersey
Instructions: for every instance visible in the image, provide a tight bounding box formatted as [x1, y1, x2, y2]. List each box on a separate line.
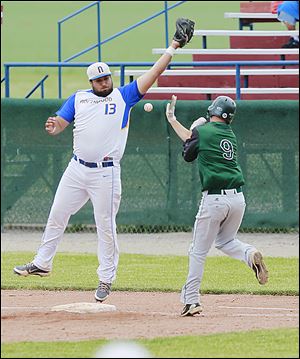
[56, 80, 144, 163]
[182, 122, 245, 191]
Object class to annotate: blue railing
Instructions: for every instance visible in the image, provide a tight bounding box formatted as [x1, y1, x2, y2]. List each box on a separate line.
[25, 75, 49, 99]
[57, 1, 186, 98]
[3, 60, 298, 100]
[57, 1, 101, 99]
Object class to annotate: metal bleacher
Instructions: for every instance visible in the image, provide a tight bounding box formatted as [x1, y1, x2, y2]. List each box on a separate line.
[114, 67, 299, 101]
[145, 1, 299, 101]
[224, 1, 279, 30]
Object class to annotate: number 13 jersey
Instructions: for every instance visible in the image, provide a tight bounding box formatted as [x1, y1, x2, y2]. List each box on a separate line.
[56, 80, 144, 163]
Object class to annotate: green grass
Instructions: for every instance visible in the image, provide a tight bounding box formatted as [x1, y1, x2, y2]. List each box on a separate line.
[1, 328, 298, 358]
[1, 1, 287, 98]
[145, 329, 299, 358]
[1, 1, 240, 63]
[2, 252, 298, 358]
[1, 252, 298, 295]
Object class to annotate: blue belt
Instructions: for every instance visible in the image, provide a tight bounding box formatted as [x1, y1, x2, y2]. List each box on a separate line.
[73, 154, 114, 168]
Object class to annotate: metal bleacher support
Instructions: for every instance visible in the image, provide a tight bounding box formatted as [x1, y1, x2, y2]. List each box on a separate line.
[25, 75, 49, 99]
[56, 0, 187, 98]
[2, 1, 188, 99]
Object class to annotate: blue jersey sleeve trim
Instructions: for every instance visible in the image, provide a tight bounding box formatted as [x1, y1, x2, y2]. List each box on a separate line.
[118, 80, 144, 107]
[278, 1, 299, 19]
[56, 93, 76, 122]
[121, 105, 131, 129]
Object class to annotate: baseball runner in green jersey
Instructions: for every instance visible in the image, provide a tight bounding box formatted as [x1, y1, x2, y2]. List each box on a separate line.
[165, 95, 269, 317]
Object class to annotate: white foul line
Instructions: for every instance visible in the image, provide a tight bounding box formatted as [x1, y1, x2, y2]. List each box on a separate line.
[218, 306, 298, 311]
[1, 307, 180, 317]
[231, 313, 298, 317]
[2, 306, 49, 311]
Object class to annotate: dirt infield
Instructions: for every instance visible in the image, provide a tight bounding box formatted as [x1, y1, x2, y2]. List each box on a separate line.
[1, 290, 298, 343]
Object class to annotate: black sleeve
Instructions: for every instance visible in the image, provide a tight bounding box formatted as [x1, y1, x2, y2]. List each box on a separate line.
[182, 128, 199, 162]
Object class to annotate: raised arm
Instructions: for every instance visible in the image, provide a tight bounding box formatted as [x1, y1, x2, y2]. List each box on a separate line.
[165, 95, 192, 142]
[137, 40, 180, 95]
[136, 18, 195, 95]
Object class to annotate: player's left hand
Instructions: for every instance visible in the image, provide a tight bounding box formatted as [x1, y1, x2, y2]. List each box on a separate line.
[166, 95, 177, 123]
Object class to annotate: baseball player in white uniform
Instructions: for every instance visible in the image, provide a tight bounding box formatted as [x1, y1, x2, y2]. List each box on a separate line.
[13, 18, 196, 302]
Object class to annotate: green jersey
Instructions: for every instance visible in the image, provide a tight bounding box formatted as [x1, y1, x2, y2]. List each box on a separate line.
[183, 122, 245, 191]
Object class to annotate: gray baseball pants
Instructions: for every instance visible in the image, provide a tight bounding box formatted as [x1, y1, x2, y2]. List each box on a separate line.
[181, 189, 257, 305]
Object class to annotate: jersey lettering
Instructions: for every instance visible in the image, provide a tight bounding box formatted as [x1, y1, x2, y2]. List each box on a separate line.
[104, 103, 117, 115]
[220, 139, 234, 160]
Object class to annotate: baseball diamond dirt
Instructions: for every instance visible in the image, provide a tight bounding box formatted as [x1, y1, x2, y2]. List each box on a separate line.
[1, 232, 299, 343]
[1, 290, 299, 343]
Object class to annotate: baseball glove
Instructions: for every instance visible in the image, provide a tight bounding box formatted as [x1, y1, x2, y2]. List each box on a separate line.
[173, 18, 195, 48]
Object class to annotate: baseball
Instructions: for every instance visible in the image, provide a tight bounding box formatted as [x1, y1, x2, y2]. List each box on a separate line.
[144, 103, 153, 112]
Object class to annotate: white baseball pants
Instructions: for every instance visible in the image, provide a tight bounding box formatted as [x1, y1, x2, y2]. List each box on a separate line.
[33, 158, 121, 284]
[181, 190, 257, 305]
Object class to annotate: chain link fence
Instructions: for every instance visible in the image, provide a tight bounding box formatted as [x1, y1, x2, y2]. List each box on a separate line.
[1, 99, 299, 234]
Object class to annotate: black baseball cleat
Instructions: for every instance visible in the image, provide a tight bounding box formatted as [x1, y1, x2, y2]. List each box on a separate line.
[95, 281, 112, 302]
[13, 262, 50, 277]
[250, 251, 269, 285]
[181, 303, 203, 317]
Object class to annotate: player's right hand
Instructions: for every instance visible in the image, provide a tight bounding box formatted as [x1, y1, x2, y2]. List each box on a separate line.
[166, 95, 177, 123]
[45, 117, 57, 134]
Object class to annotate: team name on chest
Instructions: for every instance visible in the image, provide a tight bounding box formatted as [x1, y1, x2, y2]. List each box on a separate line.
[77, 94, 120, 117]
[79, 96, 113, 104]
